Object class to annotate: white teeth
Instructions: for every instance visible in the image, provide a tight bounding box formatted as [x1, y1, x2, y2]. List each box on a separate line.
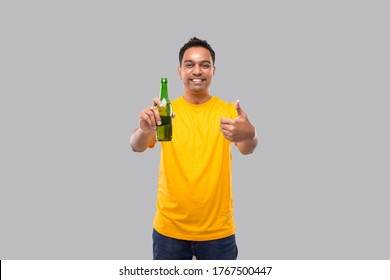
[192, 79, 202, 82]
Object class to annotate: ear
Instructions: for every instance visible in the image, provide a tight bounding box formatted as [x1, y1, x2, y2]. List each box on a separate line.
[213, 66, 216, 76]
[177, 66, 182, 80]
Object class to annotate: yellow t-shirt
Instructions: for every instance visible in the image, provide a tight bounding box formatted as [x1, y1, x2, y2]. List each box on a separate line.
[153, 96, 238, 241]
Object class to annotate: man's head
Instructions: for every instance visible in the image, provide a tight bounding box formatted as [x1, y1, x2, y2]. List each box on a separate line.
[178, 37, 216, 98]
[179, 37, 215, 66]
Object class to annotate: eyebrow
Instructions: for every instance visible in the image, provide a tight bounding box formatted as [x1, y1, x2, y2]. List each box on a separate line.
[183, 59, 212, 64]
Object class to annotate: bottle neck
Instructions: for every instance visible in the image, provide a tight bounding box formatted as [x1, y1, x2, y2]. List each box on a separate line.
[159, 82, 169, 101]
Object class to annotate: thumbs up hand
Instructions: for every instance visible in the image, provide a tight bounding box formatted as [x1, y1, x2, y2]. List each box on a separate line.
[220, 100, 256, 143]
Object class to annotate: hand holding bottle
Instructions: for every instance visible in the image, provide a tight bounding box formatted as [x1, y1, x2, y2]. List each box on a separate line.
[138, 97, 164, 132]
[155, 78, 172, 141]
[138, 78, 173, 142]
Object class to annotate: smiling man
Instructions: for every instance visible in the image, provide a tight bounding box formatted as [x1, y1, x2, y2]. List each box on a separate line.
[130, 37, 258, 260]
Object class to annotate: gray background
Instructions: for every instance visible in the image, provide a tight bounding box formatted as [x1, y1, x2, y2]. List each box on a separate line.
[1, 0, 389, 259]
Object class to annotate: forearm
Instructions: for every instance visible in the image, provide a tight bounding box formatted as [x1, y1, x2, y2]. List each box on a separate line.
[130, 128, 156, 152]
[236, 129, 259, 155]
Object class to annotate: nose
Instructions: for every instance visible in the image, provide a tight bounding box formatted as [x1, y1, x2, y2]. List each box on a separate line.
[192, 64, 202, 75]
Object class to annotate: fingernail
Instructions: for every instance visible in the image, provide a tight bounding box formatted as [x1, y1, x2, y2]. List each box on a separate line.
[157, 121, 162, 126]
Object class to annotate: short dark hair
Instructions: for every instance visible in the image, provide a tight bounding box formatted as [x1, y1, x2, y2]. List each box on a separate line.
[179, 37, 215, 66]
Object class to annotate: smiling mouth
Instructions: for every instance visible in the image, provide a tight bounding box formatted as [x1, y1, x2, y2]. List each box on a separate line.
[190, 78, 205, 83]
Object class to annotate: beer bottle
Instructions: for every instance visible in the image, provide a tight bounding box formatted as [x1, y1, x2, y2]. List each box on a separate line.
[156, 77, 172, 141]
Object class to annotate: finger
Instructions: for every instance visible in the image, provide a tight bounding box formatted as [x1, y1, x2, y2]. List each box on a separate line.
[144, 106, 160, 127]
[220, 123, 234, 135]
[220, 128, 231, 137]
[220, 129, 233, 141]
[140, 111, 155, 130]
[145, 109, 158, 128]
[235, 100, 244, 116]
[172, 112, 176, 119]
[220, 123, 232, 131]
[153, 98, 163, 107]
[220, 117, 234, 125]
[149, 106, 161, 126]
[152, 106, 162, 125]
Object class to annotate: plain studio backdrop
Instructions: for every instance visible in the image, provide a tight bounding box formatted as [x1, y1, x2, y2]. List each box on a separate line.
[1, 0, 389, 259]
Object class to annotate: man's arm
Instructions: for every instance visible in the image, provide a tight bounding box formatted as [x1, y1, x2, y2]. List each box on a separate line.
[130, 98, 162, 153]
[220, 100, 259, 155]
[130, 128, 156, 152]
[235, 128, 258, 155]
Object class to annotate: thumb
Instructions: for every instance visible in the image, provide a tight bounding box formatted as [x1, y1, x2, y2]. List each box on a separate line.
[235, 100, 245, 117]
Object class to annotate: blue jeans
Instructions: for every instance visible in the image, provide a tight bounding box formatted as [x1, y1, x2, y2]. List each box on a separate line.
[152, 229, 238, 260]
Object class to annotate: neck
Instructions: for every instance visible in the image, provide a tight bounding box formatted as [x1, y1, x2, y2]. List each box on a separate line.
[183, 90, 212, 104]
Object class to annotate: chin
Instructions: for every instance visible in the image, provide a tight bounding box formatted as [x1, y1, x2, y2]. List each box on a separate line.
[189, 85, 207, 91]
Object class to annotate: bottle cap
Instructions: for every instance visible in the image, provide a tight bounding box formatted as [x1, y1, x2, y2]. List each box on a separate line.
[160, 77, 168, 83]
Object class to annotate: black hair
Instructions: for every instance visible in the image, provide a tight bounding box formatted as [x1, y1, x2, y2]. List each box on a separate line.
[179, 37, 215, 66]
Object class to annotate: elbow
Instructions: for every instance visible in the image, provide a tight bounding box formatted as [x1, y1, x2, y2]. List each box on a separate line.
[240, 147, 255, 155]
[131, 147, 140, 153]
[130, 134, 145, 153]
[130, 144, 146, 153]
[130, 139, 145, 153]
[129, 129, 154, 153]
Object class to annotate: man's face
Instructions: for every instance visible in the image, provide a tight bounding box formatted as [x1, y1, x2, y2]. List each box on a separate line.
[177, 47, 215, 94]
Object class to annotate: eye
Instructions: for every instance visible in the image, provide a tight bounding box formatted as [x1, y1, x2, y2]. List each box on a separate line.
[201, 63, 211, 69]
[184, 63, 193, 68]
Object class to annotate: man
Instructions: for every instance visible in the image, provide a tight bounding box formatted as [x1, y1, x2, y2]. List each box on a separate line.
[130, 37, 258, 260]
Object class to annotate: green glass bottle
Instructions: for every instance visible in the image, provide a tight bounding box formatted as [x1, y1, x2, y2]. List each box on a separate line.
[156, 77, 172, 141]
